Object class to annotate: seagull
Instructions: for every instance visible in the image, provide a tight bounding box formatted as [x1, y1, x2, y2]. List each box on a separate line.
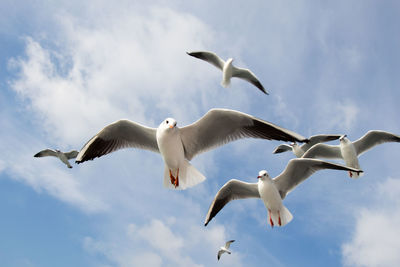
[187, 51, 268, 94]
[204, 158, 363, 227]
[76, 108, 308, 190]
[217, 240, 235, 261]
[273, 134, 342, 157]
[302, 130, 400, 178]
[34, 149, 79, 168]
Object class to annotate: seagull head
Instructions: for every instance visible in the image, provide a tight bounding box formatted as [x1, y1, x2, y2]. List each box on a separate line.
[339, 134, 349, 143]
[227, 58, 234, 64]
[160, 118, 177, 131]
[257, 170, 270, 181]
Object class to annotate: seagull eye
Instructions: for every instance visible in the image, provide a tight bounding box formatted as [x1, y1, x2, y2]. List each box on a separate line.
[166, 120, 169, 124]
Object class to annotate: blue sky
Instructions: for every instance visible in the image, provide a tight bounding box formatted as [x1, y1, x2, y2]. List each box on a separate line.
[1, 1, 400, 266]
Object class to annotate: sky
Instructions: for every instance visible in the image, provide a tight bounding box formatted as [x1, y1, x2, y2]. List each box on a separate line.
[1, 0, 400, 266]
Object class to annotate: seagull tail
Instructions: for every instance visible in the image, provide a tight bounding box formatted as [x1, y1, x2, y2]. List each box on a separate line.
[272, 205, 293, 226]
[163, 161, 206, 190]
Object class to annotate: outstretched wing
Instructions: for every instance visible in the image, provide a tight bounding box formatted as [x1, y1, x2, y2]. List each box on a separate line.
[353, 130, 400, 156]
[225, 240, 235, 249]
[181, 109, 307, 160]
[76, 120, 158, 163]
[272, 144, 292, 154]
[64, 150, 79, 159]
[300, 134, 341, 151]
[232, 66, 268, 94]
[301, 143, 342, 160]
[186, 51, 225, 70]
[204, 179, 260, 226]
[273, 158, 363, 199]
[34, 149, 57, 158]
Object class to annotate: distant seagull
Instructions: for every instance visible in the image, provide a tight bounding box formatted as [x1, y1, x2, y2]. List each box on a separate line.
[217, 240, 235, 261]
[76, 108, 307, 190]
[273, 134, 342, 157]
[187, 51, 268, 94]
[302, 130, 400, 178]
[34, 149, 79, 168]
[204, 158, 362, 227]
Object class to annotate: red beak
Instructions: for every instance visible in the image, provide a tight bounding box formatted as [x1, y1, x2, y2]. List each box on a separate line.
[257, 176, 261, 179]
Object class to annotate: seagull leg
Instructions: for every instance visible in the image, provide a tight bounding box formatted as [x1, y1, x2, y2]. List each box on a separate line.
[169, 170, 176, 185]
[268, 209, 274, 228]
[278, 211, 282, 226]
[174, 168, 180, 188]
[349, 171, 353, 178]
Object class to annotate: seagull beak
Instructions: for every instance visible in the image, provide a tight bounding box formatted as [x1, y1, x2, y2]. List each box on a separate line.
[169, 125, 174, 129]
[257, 176, 261, 179]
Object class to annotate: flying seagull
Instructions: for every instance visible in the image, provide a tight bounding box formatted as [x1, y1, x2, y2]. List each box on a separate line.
[217, 240, 235, 261]
[187, 51, 268, 94]
[204, 158, 362, 227]
[273, 134, 342, 157]
[76, 108, 307, 190]
[302, 130, 400, 178]
[34, 149, 79, 168]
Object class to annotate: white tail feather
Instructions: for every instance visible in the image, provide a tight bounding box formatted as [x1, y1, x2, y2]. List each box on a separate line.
[270, 205, 293, 226]
[163, 160, 206, 190]
[221, 78, 231, 88]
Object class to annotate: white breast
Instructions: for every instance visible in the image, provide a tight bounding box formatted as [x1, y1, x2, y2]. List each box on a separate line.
[258, 179, 283, 211]
[156, 129, 185, 169]
[340, 142, 360, 169]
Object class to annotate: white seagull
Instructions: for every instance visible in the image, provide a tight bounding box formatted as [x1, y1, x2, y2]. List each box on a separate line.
[302, 130, 400, 178]
[273, 134, 342, 157]
[217, 240, 235, 261]
[187, 51, 268, 94]
[204, 158, 362, 227]
[76, 108, 307, 190]
[34, 149, 79, 168]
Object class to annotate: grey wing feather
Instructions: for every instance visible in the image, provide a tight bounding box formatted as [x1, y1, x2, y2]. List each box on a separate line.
[64, 150, 79, 159]
[232, 67, 268, 94]
[301, 143, 342, 159]
[273, 158, 363, 199]
[34, 149, 57, 158]
[353, 130, 400, 156]
[273, 144, 292, 154]
[180, 109, 308, 160]
[217, 250, 223, 260]
[204, 179, 260, 226]
[186, 51, 225, 70]
[300, 134, 341, 151]
[225, 240, 235, 249]
[76, 120, 158, 163]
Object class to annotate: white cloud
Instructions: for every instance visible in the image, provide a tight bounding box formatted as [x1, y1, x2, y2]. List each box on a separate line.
[342, 177, 400, 267]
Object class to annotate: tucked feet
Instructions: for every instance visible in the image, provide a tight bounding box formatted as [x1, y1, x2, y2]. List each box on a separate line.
[278, 211, 282, 226]
[268, 209, 274, 228]
[349, 171, 353, 178]
[174, 168, 180, 188]
[169, 170, 176, 185]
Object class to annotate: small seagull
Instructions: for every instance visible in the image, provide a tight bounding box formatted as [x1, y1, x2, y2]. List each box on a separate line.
[204, 158, 362, 227]
[217, 240, 235, 261]
[302, 130, 400, 178]
[273, 134, 342, 157]
[76, 108, 307, 190]
[187, 51, 268, 94]
[34, 149, 79, 168]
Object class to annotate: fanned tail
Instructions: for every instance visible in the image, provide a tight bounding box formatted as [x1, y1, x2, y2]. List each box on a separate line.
[163, 160, 206, 190]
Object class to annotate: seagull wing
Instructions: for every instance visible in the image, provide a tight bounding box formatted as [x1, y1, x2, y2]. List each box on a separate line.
[204, 179, 260, 226]
[64, 150, 79, 159]
[353, 130, 400, 156]
[186, 51, 225, 70]
[180, 109, 307, 160]
[272, 144, 292, 154]
[273, 158, 363, 199]
[232, 66, 268, 94]
[301, 143, 342, 159]
[300, 134, 341, 151]
[217, 250, 224, 260]
[225, 240, 235, 249]
[34, 149, 57, 158]
[76, 120, 158, 163]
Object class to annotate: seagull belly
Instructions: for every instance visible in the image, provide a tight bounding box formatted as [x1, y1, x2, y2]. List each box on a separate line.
[222, 62, 233, 87]
[157, 132, 185, 170]
[258, 181, 283, 212]
[340, 143, 360, 169]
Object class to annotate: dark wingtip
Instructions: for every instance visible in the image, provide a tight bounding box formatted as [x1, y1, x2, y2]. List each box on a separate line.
[33, 154, 39, 157]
